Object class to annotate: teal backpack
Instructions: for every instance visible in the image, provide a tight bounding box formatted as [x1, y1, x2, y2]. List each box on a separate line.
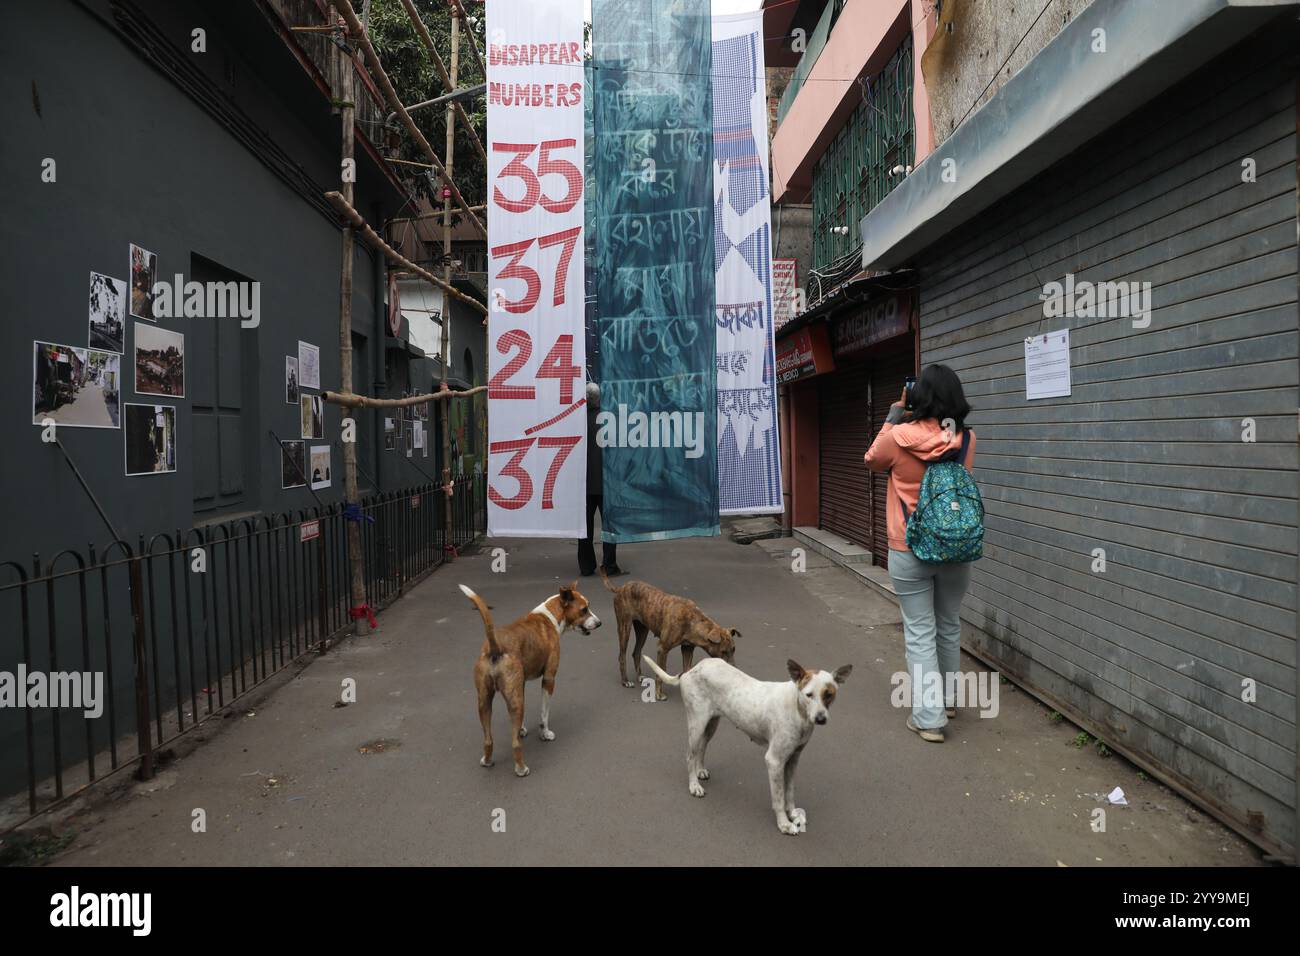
[902, 429, 983, 563]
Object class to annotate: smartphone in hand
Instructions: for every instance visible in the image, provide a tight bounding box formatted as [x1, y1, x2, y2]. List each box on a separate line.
[903, 376, 916, 410]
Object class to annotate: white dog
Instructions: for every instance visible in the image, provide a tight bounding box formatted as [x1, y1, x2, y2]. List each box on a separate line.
[642, 655, 851, 835]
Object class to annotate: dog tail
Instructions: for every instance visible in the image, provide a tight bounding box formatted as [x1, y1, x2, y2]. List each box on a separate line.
[642, 655, 680, 687]
[598, 567, 621, 594]
[459, 585, 503, 659]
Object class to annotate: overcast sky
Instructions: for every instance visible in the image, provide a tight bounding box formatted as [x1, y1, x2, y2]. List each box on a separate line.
[583, 0, 762, 20]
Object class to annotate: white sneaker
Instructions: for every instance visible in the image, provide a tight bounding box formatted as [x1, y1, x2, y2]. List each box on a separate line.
[907, 716, 944, 743]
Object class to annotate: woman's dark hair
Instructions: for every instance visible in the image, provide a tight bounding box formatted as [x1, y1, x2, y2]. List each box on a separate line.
[910, 363, 971, 430]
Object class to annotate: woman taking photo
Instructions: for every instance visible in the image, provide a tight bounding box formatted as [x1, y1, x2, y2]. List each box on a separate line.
[865, 364, 980, 744]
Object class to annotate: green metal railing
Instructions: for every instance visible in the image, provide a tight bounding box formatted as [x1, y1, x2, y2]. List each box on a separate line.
[811, 34, 914, 276]
[775, 0, 844, 126]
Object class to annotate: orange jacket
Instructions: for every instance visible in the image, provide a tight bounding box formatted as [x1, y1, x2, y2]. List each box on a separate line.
[864, 419, 976, 552]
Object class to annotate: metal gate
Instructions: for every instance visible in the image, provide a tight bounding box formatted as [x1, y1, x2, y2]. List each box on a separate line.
[818, 359, 873, 550]
[914, 26, 1298, 855]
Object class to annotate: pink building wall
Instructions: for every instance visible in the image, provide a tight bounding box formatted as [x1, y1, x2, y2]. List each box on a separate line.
[770, 0, 937, 204]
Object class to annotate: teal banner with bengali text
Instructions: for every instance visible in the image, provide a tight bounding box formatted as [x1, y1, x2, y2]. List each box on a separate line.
[592, 0, 718, 543]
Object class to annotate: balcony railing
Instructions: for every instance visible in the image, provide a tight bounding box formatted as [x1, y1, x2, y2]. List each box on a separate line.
[775, 0, 842, 127]
[810, 32, 914, 280]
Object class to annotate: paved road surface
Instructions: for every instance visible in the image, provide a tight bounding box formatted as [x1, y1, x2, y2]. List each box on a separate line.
[52, 525, 1258, 866]
[43, 385, 116, 428]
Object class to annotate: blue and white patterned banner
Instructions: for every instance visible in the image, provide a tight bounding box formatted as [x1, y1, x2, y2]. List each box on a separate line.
[712, 11, 782, 515]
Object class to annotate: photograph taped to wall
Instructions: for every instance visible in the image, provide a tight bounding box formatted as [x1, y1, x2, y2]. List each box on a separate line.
[384, 417, 396, 450]
[298, 340, 320, 390]
[285, 356, 299, 405]
[129, 243, 157, 321]
[300, 393, 324, 439]
[134, 322, 185, 397]
[88, 271, 126, 353]
[32, 341, 122, 429]
[280, 439, 306, 489]
[123, 403, 176, 475]
[310, 444, 331, 490]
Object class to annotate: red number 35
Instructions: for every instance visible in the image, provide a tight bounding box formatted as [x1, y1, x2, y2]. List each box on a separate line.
[492, 139, 583, 214]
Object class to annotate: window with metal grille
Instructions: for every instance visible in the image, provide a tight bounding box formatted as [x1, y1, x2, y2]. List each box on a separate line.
[810, 34, 914, 285]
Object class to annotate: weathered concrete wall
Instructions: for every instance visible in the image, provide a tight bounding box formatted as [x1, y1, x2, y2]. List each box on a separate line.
[924, 0, 1096, 145]
[772, 204, 814, 301]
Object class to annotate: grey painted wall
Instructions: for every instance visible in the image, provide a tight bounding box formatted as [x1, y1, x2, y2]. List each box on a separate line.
[1, 0, 407, 560]
[914, 26, 1298, 853]
[0, 0, 430, 801]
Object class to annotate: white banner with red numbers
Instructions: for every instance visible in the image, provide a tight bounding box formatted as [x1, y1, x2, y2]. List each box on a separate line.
[485, 0, 587, 537]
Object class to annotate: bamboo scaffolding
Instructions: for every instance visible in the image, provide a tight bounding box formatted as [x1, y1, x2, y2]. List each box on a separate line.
[448, 0, 486, 78]
[399, 0, 487, 166]
[389, 204, 485, 225]
[321, 384, 487, 408]
[437, 8, 461, 548]
[324, 0, 488, 568]
[325, 190, 487, 315]
[334, 0, 486, 238]
[332, 4, 370, 636]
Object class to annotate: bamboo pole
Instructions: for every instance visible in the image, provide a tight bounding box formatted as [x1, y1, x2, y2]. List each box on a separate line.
[399, 0, 486, 166]
[334, 10, 370, 637]
[390, 204, 488, 222]
[438, 10, 461, 548]
[333, 0, 486, 238]
[449, 0, 486, 79]
[325, 191, 487, 315]
[321, 384, 487, 409]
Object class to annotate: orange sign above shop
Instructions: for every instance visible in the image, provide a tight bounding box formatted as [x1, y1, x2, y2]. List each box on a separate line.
[775, 323, 835, 384]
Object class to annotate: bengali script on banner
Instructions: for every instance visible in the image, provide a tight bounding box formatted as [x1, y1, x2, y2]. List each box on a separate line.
[713, 10, 782, 515]
[593, 0, 718, 543]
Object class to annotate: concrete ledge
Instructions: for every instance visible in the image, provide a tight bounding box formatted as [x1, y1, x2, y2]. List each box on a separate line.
[844, 561, 897, 601]
[726, 515, 785, 543]
[793, 526, 897, 601]
[793, 525, 871, 563]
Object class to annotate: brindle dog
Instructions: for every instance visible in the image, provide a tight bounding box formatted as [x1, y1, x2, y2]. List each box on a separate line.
[601, 572, 740, 700]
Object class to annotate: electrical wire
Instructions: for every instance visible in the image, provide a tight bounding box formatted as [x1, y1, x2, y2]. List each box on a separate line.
[952, 0, 1056, 131]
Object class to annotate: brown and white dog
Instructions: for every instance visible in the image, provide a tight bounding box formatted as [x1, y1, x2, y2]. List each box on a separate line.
[643, 656, 851, 835]
[601, 572, 739, 700]
[459, 582, 600, 777]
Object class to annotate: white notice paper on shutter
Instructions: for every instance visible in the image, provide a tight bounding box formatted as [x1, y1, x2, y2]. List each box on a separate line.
[1025, 329, 1071, 400]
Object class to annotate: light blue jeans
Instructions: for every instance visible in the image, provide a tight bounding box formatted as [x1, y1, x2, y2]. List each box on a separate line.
[888, 549, 972, 730]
